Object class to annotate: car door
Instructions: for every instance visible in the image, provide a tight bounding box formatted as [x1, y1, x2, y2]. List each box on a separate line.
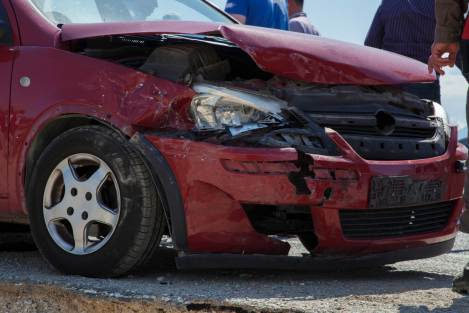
[0, 2, 15, 207]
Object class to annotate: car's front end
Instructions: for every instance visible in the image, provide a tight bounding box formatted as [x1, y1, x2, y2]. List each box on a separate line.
[63, 24, 467, 263]
[14, 0, 467, 275]
[144, 80, 466, 260]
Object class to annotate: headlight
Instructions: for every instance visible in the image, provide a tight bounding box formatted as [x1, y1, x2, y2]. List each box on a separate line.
[191, 84, 286, 131]
[432, 102, 450, 138]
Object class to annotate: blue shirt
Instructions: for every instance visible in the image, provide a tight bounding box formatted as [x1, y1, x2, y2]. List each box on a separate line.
[225, 0, 289, 30]
[364, 0, 435, 64]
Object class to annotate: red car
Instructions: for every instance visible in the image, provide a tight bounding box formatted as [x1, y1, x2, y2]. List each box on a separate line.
[0, 0, 466, 277]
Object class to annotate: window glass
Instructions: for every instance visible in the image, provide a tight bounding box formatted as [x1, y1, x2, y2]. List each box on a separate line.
[30, 0, 233, 24]
[0, 4, 12, 45]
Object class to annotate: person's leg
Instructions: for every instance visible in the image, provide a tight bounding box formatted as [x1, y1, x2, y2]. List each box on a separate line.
[463, 86, 469, 233]
[453, 85, 469, 295]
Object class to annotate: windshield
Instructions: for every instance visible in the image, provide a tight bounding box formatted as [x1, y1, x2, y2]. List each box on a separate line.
[30, 0, 234, 25]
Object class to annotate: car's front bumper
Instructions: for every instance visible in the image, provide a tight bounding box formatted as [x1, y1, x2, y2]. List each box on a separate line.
[144, 126, 467, 258]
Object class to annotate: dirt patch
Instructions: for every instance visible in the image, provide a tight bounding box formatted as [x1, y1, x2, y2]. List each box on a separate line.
[0, 283, 288, 313]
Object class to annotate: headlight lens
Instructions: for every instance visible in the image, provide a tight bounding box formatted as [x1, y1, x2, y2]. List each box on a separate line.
[191, 84, 286, 130]
[192, 95, 275, 130]
[432, 102, 450, 138]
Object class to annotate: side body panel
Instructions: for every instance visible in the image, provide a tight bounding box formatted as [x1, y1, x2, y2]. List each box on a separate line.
[0, 0, 21, 216]
[8, 47, 193, 217]
[0, 47, 14, 210]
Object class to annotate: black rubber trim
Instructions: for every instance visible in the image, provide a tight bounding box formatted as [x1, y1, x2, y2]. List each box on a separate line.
[176, 238, 455, 271]
[130, 133, 187, 251]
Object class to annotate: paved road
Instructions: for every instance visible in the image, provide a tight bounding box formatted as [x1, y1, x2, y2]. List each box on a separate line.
[0, 229, 468, 313]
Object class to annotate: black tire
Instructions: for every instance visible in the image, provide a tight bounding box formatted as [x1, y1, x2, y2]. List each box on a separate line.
[27, 126, 165, 277]
[298, 233, 319, 254]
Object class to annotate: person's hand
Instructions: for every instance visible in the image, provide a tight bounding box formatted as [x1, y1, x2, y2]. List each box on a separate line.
[428, 42, 460, 75]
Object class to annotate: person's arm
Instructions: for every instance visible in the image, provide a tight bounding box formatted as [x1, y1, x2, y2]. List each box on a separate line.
[429, 0, 467, 74]
[435, 0, 467, 43]
[364, 4, 385, 49]
[225, 0, 248, 24]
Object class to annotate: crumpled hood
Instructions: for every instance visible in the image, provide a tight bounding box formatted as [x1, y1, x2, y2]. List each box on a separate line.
[61, 21, 435, 86]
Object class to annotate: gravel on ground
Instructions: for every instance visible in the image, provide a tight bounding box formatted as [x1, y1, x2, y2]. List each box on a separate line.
[0, 229, 468, 313]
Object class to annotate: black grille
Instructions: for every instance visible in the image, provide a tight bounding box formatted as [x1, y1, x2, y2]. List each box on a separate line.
[328, 125, 436, 138]
[340, 201, 454, 240]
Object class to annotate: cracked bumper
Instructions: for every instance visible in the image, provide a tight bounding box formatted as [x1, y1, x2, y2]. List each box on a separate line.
[144, 126, 467, 258]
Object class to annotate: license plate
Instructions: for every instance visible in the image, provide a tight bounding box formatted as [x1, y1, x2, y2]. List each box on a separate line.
[369, 176, 443, 209]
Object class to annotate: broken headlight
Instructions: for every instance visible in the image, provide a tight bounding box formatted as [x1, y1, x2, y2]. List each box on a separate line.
[432, 102, 450, 138]
[191, 83, 286, 131]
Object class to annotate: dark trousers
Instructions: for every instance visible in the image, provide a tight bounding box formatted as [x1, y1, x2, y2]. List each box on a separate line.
[463, 87, 469, 233]
[402, 79, 441, 103]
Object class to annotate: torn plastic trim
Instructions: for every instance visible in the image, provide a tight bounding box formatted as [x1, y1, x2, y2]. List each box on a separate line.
[190, 83, 341, 156]
[288, 150, 316, 195]
[130, 133, 188, 251]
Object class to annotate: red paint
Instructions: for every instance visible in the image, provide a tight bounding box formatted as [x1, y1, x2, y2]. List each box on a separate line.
[0, 46, 14, 203]
[219, 25, 436, 85]
[146, 127, 465, 255]
[0, 0, 464, 260]
[463, 18, 469, 40]
[7, 46, 194, 218]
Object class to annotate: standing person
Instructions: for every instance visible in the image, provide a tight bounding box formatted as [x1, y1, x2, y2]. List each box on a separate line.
[225, 0, 289, 30]
[428, 0, 469, 295]
[288, 0, 320, 35]
[365, 0, 441, 103]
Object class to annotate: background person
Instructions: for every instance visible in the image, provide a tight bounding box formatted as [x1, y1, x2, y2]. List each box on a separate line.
[365, 0, 440, 103]
[288, 0, 320, 35]
[225, 0, 289, 30]
[428, 0, 469, 295]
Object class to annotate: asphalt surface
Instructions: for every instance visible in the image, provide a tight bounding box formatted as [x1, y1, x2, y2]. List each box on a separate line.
[0, 228, 469, 313]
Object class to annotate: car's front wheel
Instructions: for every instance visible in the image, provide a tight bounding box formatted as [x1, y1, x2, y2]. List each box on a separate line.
[28, 126, 165, 277]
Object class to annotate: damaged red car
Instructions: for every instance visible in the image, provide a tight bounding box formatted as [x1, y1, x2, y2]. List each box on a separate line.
[0, 0, 466, 277]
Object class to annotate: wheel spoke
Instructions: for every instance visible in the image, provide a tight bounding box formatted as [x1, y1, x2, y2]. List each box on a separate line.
[43, 203, 68, 224]
[71, 220, 88, 254]
[86, 165, 110, 191]
[56, 159, 77, 191]
[90, 203, 118, 226]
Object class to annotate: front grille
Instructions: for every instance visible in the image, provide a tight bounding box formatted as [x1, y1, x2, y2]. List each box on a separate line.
[328, 125, 436, 138]
[340, 201, 454, 240]
[306, 112, 445, 160]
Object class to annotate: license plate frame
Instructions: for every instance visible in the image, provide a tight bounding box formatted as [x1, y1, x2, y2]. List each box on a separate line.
[369, 176, 443, 209]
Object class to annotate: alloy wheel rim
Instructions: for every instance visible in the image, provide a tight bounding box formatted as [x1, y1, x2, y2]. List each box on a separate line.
[43, 153, 121, 255]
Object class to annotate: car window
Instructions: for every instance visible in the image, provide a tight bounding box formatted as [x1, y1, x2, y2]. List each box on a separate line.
[0, 3, 13, 45]
[30, 0, 233, 25]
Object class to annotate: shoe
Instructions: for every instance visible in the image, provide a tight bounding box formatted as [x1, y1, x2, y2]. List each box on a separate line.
[453, 266, 469, 295]
[453, 274, 469, 294]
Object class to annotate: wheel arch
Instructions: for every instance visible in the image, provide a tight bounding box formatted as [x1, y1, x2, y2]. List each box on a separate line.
[24, 115, 113, 195]
[24, 115, 188, 252]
